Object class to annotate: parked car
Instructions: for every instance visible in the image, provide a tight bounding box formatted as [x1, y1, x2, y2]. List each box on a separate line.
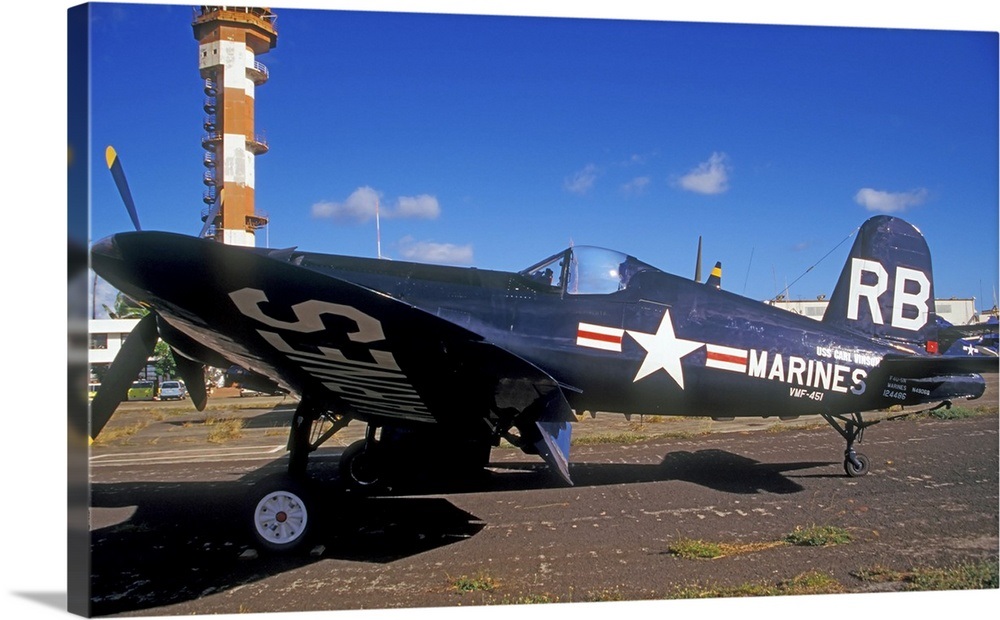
[88, 384, 100, 401]
[127, 380, 155, 401]
[158, 380, 187, 400]
[240, 387, 283, 397]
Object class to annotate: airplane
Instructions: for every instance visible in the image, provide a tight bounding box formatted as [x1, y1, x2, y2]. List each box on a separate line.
[88, 147, 997, 552]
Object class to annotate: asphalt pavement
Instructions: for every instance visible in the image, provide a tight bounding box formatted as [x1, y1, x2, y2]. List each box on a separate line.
[84, 386, 998, 617]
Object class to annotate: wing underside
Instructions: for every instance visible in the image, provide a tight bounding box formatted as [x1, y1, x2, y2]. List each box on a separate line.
[97, 231, 577, 482]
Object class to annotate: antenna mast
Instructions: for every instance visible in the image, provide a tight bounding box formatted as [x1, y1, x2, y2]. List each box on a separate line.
[375, 195, 383, 259]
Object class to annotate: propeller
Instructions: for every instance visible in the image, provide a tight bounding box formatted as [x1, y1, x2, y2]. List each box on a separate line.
[92, 146, 212, 441]
[90, 312, 158, 438]
[172, 346, 209, 410]
[105, 146, 142, 232]
[705, 261, 723, 289]
[198, 187, 223, 240]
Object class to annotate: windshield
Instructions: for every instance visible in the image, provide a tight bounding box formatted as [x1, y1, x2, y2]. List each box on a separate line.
[521, 246, 659, 295]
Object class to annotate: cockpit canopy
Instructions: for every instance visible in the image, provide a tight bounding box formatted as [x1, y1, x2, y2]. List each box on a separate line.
[520, 246, 661, 295]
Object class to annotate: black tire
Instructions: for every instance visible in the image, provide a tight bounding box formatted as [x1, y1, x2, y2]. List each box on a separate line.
[844, 453, 871, 477]
[249, 476, 312, 553]
[339, 440, 383, 492]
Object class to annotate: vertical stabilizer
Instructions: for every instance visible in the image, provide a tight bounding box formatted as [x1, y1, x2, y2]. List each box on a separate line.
[823, 216, 937, 350]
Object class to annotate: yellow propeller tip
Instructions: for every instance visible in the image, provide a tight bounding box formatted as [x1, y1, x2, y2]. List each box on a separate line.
[105, 146, 117, 169]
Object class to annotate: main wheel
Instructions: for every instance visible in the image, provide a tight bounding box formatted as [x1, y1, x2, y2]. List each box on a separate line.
[250, 478, 311, 552]
[339, 440, 383, 491]
[844, 452, 871, 477]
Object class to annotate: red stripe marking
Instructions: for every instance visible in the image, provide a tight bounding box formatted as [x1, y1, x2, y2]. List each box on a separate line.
[706, 351, 747, 365]
[577, 329, 622, 344]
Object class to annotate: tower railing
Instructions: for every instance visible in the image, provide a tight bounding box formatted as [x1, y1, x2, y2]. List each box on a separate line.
[247, 61, 269, 85]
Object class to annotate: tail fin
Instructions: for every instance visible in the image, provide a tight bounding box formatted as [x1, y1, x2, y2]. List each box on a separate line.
[823, 216, 938, 351]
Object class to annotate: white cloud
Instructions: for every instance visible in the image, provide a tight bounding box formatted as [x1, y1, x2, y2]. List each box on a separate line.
[395, 194, 441, 219]
[564, 164, 600, 195]
[311, 187, 441, 223]
[398, 236, 474, 265]
[677, 152, 730, 195]
[854, 187, 928, 213]
[622, 176, 651, 195]
[311, 186, 380, 223]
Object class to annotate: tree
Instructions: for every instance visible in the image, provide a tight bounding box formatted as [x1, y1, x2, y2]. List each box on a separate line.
[153, 340, 177, 380]
[103, 292, 147, 319]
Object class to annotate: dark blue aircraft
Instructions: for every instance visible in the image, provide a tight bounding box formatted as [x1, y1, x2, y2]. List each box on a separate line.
[89, 148, 997, 552]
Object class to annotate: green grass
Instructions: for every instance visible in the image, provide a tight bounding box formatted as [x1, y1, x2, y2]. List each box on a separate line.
[853, 561, 998, 590]
[671, 570, 845, 598]
[667, 525, 850, 562]
[668, 538, 727, 559]
[784, 525, 852, 547]
[927, 406, 988, 420]
[453, 573, 499, 593]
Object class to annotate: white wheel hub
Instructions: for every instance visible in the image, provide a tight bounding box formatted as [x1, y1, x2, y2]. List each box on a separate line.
[254, 489, 308, 547]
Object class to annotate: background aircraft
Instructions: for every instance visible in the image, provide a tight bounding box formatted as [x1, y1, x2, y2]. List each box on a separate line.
[88, 149, 996, 552]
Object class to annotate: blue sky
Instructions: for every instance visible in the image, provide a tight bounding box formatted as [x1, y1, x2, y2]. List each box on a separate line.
[85, 3, 997, 315]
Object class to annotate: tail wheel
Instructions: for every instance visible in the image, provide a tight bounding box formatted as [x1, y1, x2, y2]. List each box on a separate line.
[251, 479, 311, 552]
[339, 440, 383, 491]
[844, 452, 871, 477]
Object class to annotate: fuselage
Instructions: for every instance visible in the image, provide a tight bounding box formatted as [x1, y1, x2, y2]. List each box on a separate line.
[287, 247, 928, 418]
[92, 231, 984, 428]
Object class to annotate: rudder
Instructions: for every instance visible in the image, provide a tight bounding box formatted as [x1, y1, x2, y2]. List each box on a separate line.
[823, 216, 937, 351]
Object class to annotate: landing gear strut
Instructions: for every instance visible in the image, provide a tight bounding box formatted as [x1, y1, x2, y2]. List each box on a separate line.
[286, 397, 350, 477]
[820, 411, 879, 477]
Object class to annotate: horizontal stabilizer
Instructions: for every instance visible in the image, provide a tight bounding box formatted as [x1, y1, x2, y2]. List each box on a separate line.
[938, 322, 998, 353]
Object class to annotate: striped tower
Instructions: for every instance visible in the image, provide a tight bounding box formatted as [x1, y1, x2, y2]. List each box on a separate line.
[193, 6, 278, 246]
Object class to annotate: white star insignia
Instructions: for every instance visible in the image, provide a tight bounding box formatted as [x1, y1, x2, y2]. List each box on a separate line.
[627, 310, 704, 388]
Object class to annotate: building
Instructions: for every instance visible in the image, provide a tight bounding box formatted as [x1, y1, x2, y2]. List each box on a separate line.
[768, 297, 986, 326]
[88, 318, 158, 383]
[193, 6, 278, 246]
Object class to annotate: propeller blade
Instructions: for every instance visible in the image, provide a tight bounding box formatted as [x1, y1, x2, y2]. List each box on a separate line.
[172, 349, 208, 411]
[198, 187, 223, 239]
[90, 312, 158, 439]
[105, 146, 142, 232]
[705, 261, 722, 289]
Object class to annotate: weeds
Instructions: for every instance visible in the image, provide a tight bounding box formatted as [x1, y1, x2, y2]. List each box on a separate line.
[927, 406, 983, 420]
[206, 417, 246, 443]
[668, 538, 787, 559]
[668, 539, 726, 559]
[853, 561, 998, 590]
[91, 421, 148, 445]
[671, 570, 845, 598]
[668, 525, 850, 561]
[784, 525, 852, 547]
[453, 573, 499, 593]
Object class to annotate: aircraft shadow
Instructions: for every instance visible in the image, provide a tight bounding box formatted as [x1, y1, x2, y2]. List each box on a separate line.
[375, 448, 836, 496]
[88, 448, 833, 615]
[88, 464, 483, 616]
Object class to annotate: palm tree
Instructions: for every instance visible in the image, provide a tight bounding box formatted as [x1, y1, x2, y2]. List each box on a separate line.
[103, 292, 147, 319]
